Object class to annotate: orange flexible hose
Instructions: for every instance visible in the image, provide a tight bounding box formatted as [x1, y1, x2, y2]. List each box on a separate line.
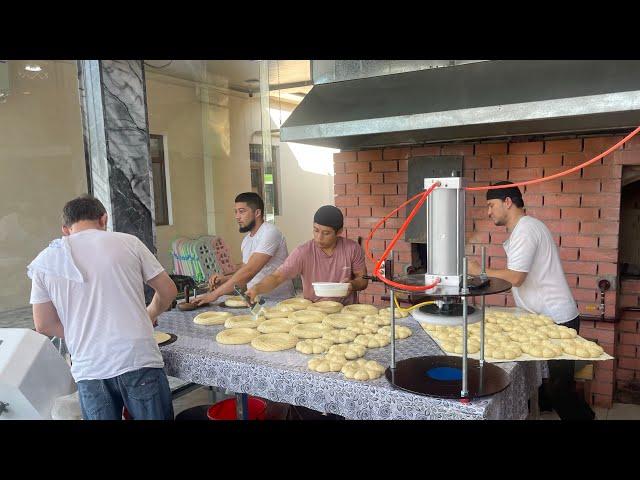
[364, 126, 640, 292]
[465, 126, 640, 191]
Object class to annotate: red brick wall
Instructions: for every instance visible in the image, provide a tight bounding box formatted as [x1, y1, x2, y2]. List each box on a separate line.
[334, 133, 640, 408]
[616, 279, 640, 402]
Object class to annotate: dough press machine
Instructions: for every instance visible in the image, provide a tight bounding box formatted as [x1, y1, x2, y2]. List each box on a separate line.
[380, 174, 513, 400]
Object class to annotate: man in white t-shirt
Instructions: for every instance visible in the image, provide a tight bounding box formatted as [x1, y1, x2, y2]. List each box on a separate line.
[28, 195, 178, 420]
[193, 192, 294, 305]
[468, 181, 594, 421]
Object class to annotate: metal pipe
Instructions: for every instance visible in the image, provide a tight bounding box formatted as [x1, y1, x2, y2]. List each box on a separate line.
[480, 246, 486, 365]
[390, 288, 396, 369]
[461, 257, 469, 398]
[389, 249, 396, 369]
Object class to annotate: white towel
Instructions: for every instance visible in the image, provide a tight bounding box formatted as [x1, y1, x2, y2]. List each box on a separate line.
[27, 237, 85, 283]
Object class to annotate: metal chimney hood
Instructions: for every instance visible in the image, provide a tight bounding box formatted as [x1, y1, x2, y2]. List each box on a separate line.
[280, 60, 640, 149]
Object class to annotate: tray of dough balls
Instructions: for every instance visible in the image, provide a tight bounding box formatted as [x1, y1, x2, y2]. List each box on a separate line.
[198, 297, 414, 382]
[420, 307, 613, 363]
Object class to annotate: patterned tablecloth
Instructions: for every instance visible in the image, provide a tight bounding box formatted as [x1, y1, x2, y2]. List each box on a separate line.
[157, 297, 545, 420]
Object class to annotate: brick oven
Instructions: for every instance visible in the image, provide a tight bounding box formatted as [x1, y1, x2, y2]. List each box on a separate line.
[282, 60, 640, 408]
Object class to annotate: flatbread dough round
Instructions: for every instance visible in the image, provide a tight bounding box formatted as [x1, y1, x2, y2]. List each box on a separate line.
[322, 313, 362, 329]
[153, 331, 171, 344]
[327, 343, 366, 360]
[341, 359, 385, 381]
[224, 295, 249, 307]
[251, 333, 298, 352]
[341, 304, 379, 317]
[257, 318, 298, 334]
[193, 311, 233, 325]
[306, 300, 344, 314]
[290, 322, 334, 339]
[277, 297, 312, 310]
[378, 306, 409, 319]
[262, 304, 297, 318]
[296, 338, 334, 354]
[377, 325, 413, 340]
[224, 315, 265, 329]
[290, 309, 327, 323]
[216, 328, 260, 345]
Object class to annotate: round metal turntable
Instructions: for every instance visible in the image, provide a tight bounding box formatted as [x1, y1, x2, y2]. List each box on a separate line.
[410, 303, 483, 326]
[389, 274, 513, 297]
[385, 356, 511, 399]
[384, 274, 513, 399]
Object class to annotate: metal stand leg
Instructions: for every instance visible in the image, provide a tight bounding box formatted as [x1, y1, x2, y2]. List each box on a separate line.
[236, 393, 249, 420]
[461, 258, 469, 399]
[390, 289, 396, 369]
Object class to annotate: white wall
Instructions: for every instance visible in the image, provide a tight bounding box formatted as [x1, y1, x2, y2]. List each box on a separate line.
[146, 77, 209, 271]
[0, 61, 86, 311]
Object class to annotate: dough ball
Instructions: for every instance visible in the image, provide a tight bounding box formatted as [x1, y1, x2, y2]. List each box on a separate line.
[308, 354, 347, 372]
[377, 325, 413, 340]
[296, 338, 334, 355]
[322, 329, 358, 344]
[341, 359, 385, 381]
[328, 343, 367, 360]
[347, 323, 379, 335]
[354, 333, 390, 349]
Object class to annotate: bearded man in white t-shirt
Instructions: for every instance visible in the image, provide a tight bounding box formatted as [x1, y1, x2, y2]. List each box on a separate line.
[468, 181, 594, 421]
[28, 195, 178, 420]
[193, 192, 294, 305]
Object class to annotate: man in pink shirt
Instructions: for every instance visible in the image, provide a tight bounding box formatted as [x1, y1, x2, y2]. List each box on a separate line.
[246, 205, 368, 305]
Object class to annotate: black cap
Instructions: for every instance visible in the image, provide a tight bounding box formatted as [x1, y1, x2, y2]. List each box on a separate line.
[314, 205, 344, 231]
[486, 181, 523, 202]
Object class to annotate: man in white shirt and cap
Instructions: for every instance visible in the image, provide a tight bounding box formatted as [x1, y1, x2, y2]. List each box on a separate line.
[468, 181, 595, 421]
[28, 195, 177, 420]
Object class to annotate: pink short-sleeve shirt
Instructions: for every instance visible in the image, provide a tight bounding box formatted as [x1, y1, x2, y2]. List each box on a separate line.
[275, 237, 367, 305]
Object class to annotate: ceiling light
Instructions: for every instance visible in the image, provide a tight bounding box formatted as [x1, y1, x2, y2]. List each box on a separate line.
[25, 64, 42, 72]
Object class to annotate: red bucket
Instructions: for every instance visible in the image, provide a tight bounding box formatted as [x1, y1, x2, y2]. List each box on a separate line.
[207, 397, 267, 420]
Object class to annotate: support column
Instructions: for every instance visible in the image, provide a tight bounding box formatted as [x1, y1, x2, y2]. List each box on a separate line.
[77, 60, 156, 253]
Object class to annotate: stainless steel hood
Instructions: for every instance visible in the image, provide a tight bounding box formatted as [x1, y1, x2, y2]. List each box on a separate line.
[280, 60, 640, 149]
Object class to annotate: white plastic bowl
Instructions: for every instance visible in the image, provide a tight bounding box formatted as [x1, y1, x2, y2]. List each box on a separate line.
[312, 282, 350, 297]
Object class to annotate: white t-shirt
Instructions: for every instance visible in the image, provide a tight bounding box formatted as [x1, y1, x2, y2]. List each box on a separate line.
[30, 229, 166, 382]
[241, 222, 294, 299]
[503, 216, 579, 324]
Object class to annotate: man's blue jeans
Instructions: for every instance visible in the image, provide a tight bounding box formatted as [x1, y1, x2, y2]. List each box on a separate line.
[77, 367, 174, 420]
